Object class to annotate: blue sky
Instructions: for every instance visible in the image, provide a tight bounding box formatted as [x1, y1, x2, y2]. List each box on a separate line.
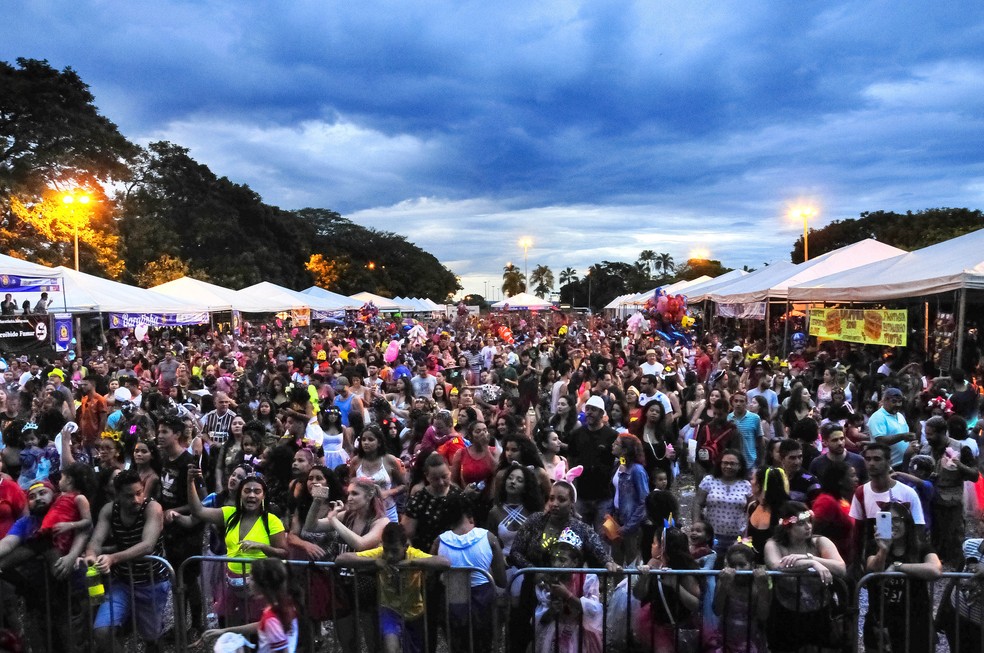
[4, 1, 984, 298]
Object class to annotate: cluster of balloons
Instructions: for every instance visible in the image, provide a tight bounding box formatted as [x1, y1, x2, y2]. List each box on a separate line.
[645, 291, 689, 326]
[358, 302, 380, 323]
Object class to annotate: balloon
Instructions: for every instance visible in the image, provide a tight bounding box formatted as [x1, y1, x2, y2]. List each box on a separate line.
[680, 315, 695, 328]
[656, 295, 668, 314]
[134, 324, 148, 341]
[384, 340, 401, 363]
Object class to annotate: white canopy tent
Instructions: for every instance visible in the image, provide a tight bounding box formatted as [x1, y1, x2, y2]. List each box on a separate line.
[704, 240, 907, 304]
[788, 229, 984, 302]
[680, 269, 749, 300]
[152, 277, 275, 313]
[0, 254, 63, 279]
[349, 291, 403, 312]
[301, 286, 360, 310]
[55, 267, 211, 314]
[238, 281, 359, 313]
[492, 292, 553, 310]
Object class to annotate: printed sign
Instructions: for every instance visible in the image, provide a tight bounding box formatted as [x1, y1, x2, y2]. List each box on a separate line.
[808, 308, 907, 346]
[0, 273, 60, 293]
[53, 314, 73, 352]
[0, 315, 54, 356]
[108, 312, 210, 329]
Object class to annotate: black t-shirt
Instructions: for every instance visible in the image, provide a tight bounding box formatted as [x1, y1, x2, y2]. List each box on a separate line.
[567, 424, 618, 501]
[159, 450, 195, 511]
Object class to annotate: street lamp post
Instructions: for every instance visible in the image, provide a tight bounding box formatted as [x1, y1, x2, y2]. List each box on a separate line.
[794, 208, 815, 261]
[62, 192, 90, 271]
[518, 237, 532, 290]
[586, 269, 592, 314]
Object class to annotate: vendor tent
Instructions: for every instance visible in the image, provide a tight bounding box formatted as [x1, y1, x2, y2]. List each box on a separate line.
[492, 292, 553, 310]
[152, 277, 275, 312]
[680, 269, 749, 299]
[238, 281, 355, 312]
[788, 229, 984, 302]
[301, 286, 360, 310]
[349, 291, 403, 311]
[0, 254, 63, 279]
[56, 267, 210, 314]
[705, 239, 907, 304]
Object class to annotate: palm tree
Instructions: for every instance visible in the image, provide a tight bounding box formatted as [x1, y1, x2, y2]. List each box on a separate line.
[502, 263, 526, 297]
[638, 250, 657, 277]
[559, 267, 578, 286]
[656, 252, 675, 277]
[529, 264, 554, 298]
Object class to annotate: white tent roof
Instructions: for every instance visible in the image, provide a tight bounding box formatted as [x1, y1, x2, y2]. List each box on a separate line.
[492, 292, 553, 310]
[0, 254, 63, 279]
[604, 293, 636, 310]
[349, 291, 403, 311]
[301, 286, 360, 310]
[681, 269, 749, 299]
[706, 239, 907, 304]
[619, 276, 714, 308]
[419, 298, 442, 310]
[789, 228, 984, 302]
[239, 281, 356, 312]
[55, 267, 210, 314]
[152, 277, 275, 312]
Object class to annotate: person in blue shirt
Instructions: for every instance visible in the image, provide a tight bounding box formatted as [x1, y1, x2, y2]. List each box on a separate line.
[867, 388, 917, 470]
[728, 391, 763, 469]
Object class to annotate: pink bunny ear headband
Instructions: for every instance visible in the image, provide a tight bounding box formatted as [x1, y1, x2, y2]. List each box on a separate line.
[552, 465, 583, 504]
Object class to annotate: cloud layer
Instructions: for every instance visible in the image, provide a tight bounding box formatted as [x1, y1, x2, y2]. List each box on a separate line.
[4, 1, 984, 297]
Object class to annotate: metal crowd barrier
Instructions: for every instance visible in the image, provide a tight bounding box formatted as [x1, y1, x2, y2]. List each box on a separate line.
[507, 567, 854, 653]
[0, 554, 177, 653]
[857, 571, 984, 653]
[177, 555, 497, 653]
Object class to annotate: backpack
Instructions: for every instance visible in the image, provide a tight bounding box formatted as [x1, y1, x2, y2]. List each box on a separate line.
[697, 424, 731, 464]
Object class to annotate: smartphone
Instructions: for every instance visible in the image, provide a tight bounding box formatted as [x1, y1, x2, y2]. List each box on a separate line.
[875, 511, 893, 540]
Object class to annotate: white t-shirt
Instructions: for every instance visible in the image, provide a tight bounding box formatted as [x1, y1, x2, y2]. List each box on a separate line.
[849, 481, 925, 525]
[640, 361, 664, 377]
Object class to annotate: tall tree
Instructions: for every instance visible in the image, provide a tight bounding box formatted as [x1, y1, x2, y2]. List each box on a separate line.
[656, 252, 675, 277]
[529, 264, 554, 298]
[559, 267, 578, 286]
[502, 263, 525, 297]
[637, 250, 657, 277]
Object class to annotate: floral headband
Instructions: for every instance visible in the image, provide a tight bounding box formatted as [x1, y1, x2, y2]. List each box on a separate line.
[779, 510, 813, 527]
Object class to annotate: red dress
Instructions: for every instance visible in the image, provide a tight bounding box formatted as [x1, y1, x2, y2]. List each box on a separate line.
[0, 478, 26, 538]
[40, 492, 81, 554]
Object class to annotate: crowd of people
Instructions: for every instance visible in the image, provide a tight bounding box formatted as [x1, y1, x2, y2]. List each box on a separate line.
[0, 309, 983, 653]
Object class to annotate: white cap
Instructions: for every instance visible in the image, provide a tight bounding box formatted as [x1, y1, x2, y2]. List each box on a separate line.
[584, 395, 607, 412]
[730, 345, 743, 353]
[114, 387, 132, 403]
[214, 632, 256, 653]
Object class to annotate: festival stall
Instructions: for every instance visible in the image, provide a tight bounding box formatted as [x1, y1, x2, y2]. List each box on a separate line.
[491, 292, 553, 311]
[788, 228, 984, 367]
[301, 286, 361, 310]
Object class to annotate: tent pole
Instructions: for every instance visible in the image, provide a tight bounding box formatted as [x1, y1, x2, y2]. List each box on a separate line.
[923, 302, 929, 356]
[764, 301, 771, 353]
[783, 299, 791, 357]
[956, 289, 967, 370]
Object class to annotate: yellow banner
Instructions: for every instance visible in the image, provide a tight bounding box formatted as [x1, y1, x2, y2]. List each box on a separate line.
[808, 308, 907, 346]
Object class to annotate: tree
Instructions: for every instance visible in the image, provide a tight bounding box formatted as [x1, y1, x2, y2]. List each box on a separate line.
[462, 293, 486, 307]
[0, 58, 138, 204]
[135, 254, 207, 287]
[790, 208, 984, 263]
[502, 263, 526, 297]
[305, 253, 348, 290]
[656, 252, 675, 277]
[637, 250, 657, 277]
[676, 258, 732, 281]
[8, 187, 124, 277]
[559, 267, 578, 287]
[529, 264, 554, 298]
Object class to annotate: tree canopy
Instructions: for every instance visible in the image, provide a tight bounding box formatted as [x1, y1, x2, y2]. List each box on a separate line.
[792, 208, 984, 263]
[0, 58, 460, 301]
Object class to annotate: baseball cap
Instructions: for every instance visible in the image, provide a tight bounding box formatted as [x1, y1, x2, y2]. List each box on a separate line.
[882, 387, 903, 400]
[114, 387, 133, 403]
[963, 538, 983, 563]
[584, 395, 606, 412]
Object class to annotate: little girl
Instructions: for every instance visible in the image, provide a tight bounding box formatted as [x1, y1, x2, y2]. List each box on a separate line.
[39, 462, 93, 554]
[202, 557, 299, 653]
[534, 527, 603, 653]
[711, 543, 770, 653]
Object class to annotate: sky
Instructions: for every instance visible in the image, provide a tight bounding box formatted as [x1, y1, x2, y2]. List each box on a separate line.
[3, 1, 984, 299]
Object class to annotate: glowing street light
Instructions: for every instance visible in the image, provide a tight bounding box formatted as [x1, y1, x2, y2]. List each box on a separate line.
[689, 247, 710, 260]
[518, 237, 533, 286]
[791, 207, 816, 261]
[62, 192, 90, 271]
[367, 261, 376, 270]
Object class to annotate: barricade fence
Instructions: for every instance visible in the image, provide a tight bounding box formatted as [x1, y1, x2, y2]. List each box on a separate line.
[4, 556, 984, 652]
[0, 554, 177, 653]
